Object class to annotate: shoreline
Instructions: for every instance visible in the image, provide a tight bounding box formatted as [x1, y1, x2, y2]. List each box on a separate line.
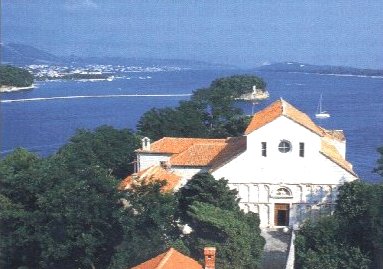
[0, 84, 36, 93]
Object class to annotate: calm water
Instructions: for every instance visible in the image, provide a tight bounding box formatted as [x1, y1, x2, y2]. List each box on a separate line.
[1, 69, 382, 182]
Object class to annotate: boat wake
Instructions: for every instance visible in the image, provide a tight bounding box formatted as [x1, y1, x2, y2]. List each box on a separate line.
[1, 93, 192, 103]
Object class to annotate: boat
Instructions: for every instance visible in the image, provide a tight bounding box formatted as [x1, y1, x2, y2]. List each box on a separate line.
[315, 94, 330, 119]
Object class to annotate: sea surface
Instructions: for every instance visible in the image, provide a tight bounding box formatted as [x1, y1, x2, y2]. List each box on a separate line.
[1, 69, 382, 182]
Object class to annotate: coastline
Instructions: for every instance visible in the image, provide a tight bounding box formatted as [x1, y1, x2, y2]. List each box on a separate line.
[0, 84, 36, 93]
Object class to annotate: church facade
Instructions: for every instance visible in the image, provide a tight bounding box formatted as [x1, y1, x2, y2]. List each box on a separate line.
[121, 99, 357, 228]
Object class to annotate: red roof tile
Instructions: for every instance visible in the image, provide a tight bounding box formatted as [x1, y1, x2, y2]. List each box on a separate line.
[119, 166, 182, 192]
[131, 248, 203, 269]
[137, 137, 226, 154]
[169, 137, 246, 168]
[245, 99, 325, 136]
[320, 140, 356, 176]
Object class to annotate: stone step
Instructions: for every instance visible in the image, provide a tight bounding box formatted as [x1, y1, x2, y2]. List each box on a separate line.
[261, 228, 291, 269]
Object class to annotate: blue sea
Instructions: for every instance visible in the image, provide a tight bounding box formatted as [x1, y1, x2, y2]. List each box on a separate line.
[1, 69, 382, 182]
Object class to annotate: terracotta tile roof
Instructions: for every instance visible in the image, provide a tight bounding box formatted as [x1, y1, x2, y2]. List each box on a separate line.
[320, 140, 356, 177]
[119, 165, 182, 192]
[245, 99, 325, 137]
[210, 136, 247, 171]
[131, 247, 203, 269]
[169, 137, 246, 167]
[137, 137, 226, 154]
[322, 129, 346, 141]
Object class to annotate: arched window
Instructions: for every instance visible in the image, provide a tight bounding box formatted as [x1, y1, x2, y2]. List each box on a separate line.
[276, 187, 291, 197]
[278, 140, 291, 153]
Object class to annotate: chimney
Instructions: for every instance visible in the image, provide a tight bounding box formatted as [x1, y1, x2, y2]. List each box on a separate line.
[204, 247, 216, 269]
[142, 137, 151, 151]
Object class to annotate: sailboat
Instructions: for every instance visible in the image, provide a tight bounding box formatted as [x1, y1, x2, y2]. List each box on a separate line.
[315, 94, 330, 119]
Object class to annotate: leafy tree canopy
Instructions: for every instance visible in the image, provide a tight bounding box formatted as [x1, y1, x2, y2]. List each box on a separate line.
[176, 173, 264, 269]
[184, 202, 264, 269]
[109, 181, 178, 269]
[177, 172, 240, 221]
[0, 65, 34, 87]
[56, 125, 140, 179]
[0, 148, 125, 269]
[137, 75, 263, 140]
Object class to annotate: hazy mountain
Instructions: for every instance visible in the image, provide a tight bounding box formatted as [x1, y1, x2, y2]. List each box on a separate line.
[1, 43, 64, 65]
[256, 62, 383, 76]
[1, 43, 234, 69]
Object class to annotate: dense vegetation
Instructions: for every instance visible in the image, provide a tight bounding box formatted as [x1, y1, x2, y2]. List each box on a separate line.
[0, 65, 34, 87]
[0, 126, 265, 269]
[137, 75, 265, 140]
[295, 146, 383, 269]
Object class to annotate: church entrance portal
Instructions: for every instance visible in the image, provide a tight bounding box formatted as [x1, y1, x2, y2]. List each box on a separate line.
[274, 203, 289, 226]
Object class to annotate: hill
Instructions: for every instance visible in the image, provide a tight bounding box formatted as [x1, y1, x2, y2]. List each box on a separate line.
[0, 65, 34, 90]
[2, 43, 63, 65]
[1, 43, 234, 69]
[256, 62, 383, 76]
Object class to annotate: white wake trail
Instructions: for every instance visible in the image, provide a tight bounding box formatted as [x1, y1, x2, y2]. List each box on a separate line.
[1, 93, 192, 103]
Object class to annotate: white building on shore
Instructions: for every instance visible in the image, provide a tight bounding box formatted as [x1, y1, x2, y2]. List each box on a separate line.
[121, 99, 357, 228]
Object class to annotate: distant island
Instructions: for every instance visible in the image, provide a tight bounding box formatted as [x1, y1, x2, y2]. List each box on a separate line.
[0, 65, 34, 92]
[256, 62, 383, 77]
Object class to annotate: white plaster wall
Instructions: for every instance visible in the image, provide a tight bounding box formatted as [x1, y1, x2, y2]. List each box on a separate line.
[213, 117, 357, 186]
[138, 153, 171, 170]
[172, 166, 209, 181]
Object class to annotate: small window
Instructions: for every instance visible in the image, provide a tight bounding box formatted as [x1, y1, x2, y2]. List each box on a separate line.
[299, 142, 305, 157]
[278, 140, 291, 153]
[261, 142, 267, 157]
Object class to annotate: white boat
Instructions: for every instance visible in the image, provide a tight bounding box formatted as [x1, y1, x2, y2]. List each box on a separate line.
[315, 94, 330, 119]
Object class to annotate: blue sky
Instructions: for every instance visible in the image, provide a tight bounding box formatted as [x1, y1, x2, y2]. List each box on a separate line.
[3, 0, 383, 68]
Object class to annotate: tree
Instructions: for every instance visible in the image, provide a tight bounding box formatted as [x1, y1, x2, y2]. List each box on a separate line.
[0, 149, 44, 268]
[0, 65, 34, 87]
[177, 172, 240, 221]
[183, 202, 265, 269]
[177, 173, 265, 269]
[35, 158, 124, 269]
[0, 149, 126, 268]
[56, 125, 140, 179]
[295, 217, 371, 269]
[137, 75, 266, 140]
[137, 101, 209, 141]
[335, 181, 383, 268]
[109, 181, 178, 269]
[374, 146, 383, 177]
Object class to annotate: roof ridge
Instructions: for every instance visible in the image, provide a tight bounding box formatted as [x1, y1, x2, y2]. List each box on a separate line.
[157, 248, 174, 269]
[320, 140, 356, 176]
[280, 98, 286, 115]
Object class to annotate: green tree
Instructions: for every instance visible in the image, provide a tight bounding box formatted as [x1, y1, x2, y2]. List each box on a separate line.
[0, 149, 44, 268]
[137, 75, 266, 140]
[35, 157, 124, 269]
[137, 101, 209, 141]
[0, 65, 34, 87]
[374, 146, 383, 177]
[0, 149, 125, 269]
[335, 181, 383, 268]
[177, 172, 240, 221]
[56, 125, 140, 179]
[184, 202, 265, 269]
[295, 217, 370, 269]
[177, 173, 265, 269]
[109, 181, 178, 269]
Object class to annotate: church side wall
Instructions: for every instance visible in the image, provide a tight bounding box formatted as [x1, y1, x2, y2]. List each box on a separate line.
[137, 153, 171, 171]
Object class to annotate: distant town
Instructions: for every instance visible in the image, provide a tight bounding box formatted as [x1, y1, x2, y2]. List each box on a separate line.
[25, 63, 185, 81]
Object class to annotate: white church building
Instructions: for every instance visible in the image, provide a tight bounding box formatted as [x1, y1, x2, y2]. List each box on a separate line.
[121, 99, 357, 228]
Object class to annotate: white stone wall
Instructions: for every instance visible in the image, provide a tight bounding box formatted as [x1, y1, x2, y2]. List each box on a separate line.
[212, 117, 356, 185]
[137, 153, 171, 170]
[136, 117, 356, 228]
[228, 183, 339, 227]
